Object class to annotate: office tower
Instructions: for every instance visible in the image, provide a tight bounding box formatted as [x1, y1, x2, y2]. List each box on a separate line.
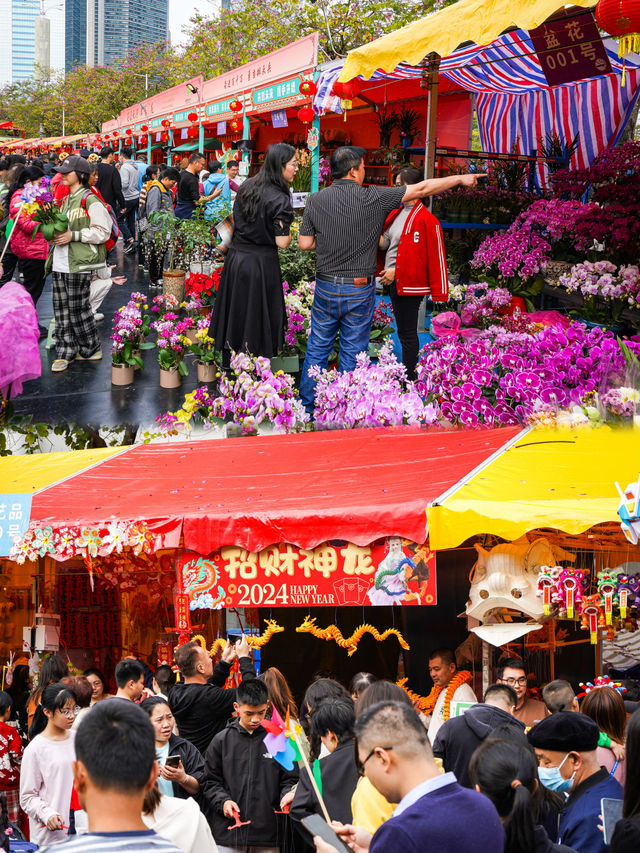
[65, 0, 87, 70]
[0, 0, 65, 85]
[86, 0, 169, 67]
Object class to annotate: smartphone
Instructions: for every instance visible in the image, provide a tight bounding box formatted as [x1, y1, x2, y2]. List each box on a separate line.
[601, 797, 623, 845]
[301, 814, 352, 853]
[227, 633, 241, 645]
[165, 754, 181, 768]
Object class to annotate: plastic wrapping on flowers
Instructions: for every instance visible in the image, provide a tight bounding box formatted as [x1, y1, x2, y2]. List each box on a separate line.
[415, 322, 640, 428]
[311, 341, 439, 430]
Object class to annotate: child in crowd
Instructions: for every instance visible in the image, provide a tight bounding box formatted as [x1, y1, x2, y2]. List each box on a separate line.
[202, 678, 298, 853]
[0, 691, 23, 824]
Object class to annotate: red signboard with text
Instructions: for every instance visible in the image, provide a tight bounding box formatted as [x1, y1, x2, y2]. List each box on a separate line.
[529, 11, 611, 87]
[178, 539, 436, 609]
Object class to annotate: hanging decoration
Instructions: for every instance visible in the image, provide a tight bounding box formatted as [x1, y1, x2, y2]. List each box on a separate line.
[397, 670, 474, 721]
[580, 594, 603, 644]
[8, 520, 156, 565]
[616, 475, 640, 543]
[537, 565, 562, 615]
[161, 118, 171, 128]
[331, 79, 362, 111]
[297, 105, 315, 124]
[299, 79, 318, 96]
[597, 569, 620, 625]
[112, 131, 119, 138]
[161, 132, 169, 143]
[229, 118, 242, 134]
[577, 675, 628, 698]
[229, 98, 243, 113]
[125, 129, 133, 136]
[187, 126, 198, 138]
[617, 572, 640, 618]
[139, 135, 148, 147]
[295, 615, 409, 657]
[140, 124, 148, 132]
[557, 568, 585, 619]
[596, 1, 640, 62]
[187, 111, 199, 123]
[190, 620, 284, 656]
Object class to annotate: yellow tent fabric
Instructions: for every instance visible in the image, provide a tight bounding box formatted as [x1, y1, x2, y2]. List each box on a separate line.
[427, 427, 638, 550]
[339, 0, 596, 81]
[0, 446, 130, 494]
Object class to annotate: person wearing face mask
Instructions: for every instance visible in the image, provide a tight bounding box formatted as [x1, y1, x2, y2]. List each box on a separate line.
[528, 711, 622, 853]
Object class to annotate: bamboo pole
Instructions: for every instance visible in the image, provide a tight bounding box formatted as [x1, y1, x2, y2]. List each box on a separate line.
[291, 728, 331, 823]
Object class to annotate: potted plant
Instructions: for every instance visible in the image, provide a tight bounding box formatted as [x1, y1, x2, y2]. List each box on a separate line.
[148, 210, 216, 302]
[181, 299, 203, 342]
[398, 106, 421, 149]
[376, 107, 399, 148]
[190, 318, 222, 383]
[184, 269, 220, 312]
[152, 315, 192, 388]
[368, 301, 395, 356]
[273, 280, 315, 372]
[111, 305, 144, 386]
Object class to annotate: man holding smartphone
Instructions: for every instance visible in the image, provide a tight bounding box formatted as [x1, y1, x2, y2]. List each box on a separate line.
[169, 635, 255, 754]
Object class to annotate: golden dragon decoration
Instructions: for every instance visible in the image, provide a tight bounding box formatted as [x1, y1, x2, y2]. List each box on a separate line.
[192, 619, 284, 657]
[295, 615, 410, 657]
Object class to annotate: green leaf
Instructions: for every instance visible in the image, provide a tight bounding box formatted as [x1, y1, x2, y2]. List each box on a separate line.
[41, 223, 55, 241]
[133, 355, 145, 370]
[178, 361, 189, 377]
[139, 341, 156, 350]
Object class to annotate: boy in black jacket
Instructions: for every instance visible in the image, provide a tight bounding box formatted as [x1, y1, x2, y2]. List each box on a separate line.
[202, 679, 298, 852]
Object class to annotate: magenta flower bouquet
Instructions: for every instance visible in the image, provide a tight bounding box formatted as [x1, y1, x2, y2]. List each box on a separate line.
[153, 316, 192, 376]
[111, 304, 144, 368]
[20, 177, 69, 241]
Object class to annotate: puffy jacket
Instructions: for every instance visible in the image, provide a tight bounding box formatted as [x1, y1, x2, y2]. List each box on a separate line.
[432, 703, 525, 788]
[378, 202, 448, 299]
[202, 716, 298, 845]
[7, 188, 50, 260]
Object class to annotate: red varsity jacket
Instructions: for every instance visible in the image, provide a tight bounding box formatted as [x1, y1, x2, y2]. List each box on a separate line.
[379, 202, 449, 300]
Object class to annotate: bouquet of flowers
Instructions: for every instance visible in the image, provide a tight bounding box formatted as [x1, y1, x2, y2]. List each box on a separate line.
[600, 387, 639, 421]
[20, 177, 68, 241]
[150, 293, 179, 317]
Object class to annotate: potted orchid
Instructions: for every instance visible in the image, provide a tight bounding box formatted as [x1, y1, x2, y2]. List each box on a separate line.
[556, 261, 640, 330]
[152, 314, 192, 388]
[111, 304, 145, 385]
[275, 280, 315, 371]
[190, 317, 222, 383]
[369, 301, 395, 356]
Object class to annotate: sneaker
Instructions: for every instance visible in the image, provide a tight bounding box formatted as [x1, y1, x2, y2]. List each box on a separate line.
[124, 240, 136, 255]
[76, 348, 102, 361]
[93, 312, 104, 322]
[52, 358, 72, 372]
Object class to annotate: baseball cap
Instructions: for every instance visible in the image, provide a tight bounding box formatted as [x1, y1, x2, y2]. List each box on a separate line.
[54, 155, 93, 175]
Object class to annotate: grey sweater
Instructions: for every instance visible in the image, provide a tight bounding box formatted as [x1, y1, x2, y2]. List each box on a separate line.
[119, 160, 140, 201]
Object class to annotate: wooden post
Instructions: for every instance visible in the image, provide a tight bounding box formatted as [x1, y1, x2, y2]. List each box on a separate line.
[423, 52, 441, 183]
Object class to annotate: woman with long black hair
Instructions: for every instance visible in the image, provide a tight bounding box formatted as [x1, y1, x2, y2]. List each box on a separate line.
[470, 738, 576, 853]
[209, 142, 297, 363]
[610, 708, 640, 852]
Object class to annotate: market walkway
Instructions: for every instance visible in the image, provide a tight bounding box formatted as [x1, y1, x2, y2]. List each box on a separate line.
[12, 243, 201, 428]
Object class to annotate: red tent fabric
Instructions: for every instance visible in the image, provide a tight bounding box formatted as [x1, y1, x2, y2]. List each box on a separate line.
[31, 426, 520, 552]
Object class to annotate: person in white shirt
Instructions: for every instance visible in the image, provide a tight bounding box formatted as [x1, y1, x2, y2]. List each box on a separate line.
[425, 648, 477, 743]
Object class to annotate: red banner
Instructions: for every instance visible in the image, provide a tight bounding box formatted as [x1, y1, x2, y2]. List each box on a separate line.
[530, 12, 611, 87]
[173, 592, 191, 631]
[178, 539, 437, 609]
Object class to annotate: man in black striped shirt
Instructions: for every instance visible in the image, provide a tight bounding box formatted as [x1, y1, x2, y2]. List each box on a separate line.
[298, 146, 483, 413]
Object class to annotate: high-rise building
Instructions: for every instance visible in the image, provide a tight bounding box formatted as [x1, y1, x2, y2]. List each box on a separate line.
[65, 0, 87, 71]
[0, 0, 65, 85]
[86, 0, 169, 67]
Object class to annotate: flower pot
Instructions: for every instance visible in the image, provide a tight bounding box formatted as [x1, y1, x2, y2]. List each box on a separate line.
[159, 366, 182, 388]
[199, 306, 212, 317]
[270, 355, 300, 373]
[163, 270, 186, 302]
[197, 361, 218, 383]
[111, 363, 134, 386]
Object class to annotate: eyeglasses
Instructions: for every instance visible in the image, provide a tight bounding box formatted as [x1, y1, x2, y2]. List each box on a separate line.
[58, 706, 81, 718]
[502, 677, 527, 686]
[354, 743, 393, 776]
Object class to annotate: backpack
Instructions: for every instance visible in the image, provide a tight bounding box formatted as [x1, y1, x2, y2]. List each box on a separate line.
[80, 189, 120, 251]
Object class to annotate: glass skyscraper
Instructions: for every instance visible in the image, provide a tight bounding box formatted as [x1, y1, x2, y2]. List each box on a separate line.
[11, 0, 39, 81]
[86, 0, 169, 67]
[65, 0, 87, 70]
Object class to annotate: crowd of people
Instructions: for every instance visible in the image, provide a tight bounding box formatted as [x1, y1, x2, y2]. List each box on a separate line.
[1, 643, 639, 853]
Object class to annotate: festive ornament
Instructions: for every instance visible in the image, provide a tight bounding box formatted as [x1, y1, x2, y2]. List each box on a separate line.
[577, 675, 627, 698]
[397, 669, 474, 721]
[597, 569, 621, 625]
[580, 594, 602, 644]
[189, 620, 284, 657]
[112, 131, 119, 137]
[229, 118, 242, 133]
[229, 98, 243, 113]
[187, 126, 198, 138]
[104, 134, 110, 140]
[557, 568, 585, 619]
[125, 128, 133, 136]
[295, 615, 409, 657]
[297, 105, 315, 124]
[139, 135, 148, 146]
[161, 132, 169, 142]
[161, 118, 171, 128]
[299, 79, 318, 96]
[140, 124, 148, 132]
[537, 565, 562, 615]
[596, 0, 640, 61]
[616, 572, 640, 618]
[187, 111, 199, 123]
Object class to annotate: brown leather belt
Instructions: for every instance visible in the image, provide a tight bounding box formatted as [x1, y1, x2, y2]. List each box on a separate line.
[317, 274, 375, 287]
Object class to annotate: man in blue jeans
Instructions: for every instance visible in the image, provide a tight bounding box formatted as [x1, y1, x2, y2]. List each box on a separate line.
[298, 146, 484, 414]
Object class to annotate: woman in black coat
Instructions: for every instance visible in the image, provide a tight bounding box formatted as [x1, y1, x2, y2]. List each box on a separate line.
[141, 695, 205, 799]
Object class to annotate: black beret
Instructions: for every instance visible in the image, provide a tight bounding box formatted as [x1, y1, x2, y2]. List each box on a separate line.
[527, 711, 599, 752]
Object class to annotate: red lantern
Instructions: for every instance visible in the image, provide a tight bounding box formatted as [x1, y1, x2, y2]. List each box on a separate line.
[104, 133, 110, 140]
[112, 130, 119, 137]
[299, 79, 318, 96]
[125, 128, 133, 136]
[229, 98, 243, 113]
[140, 124, 148, 132]
[139, 135, 148, 146]
[161, 118, 171, 128]
[187, 125, 198, 138]
[229, 118, 242, 133]
[160, 132, 169, 142]
[596, 0, 640, 57]
[187, 111, 199, 123]
[297, 105, 315, 124]
[332, 79, 362, 102]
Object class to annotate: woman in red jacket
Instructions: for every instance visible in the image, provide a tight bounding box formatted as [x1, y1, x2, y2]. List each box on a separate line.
[379, 165, 448, 379]
[0, 166, 50, 324]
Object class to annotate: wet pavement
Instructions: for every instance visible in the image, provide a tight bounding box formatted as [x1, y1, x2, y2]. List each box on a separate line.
[11, 241, 201, 429]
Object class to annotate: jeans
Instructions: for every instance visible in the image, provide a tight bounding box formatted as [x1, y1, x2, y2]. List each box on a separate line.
[118, 197, 138, 242]
[299, 276, 376, 413]
[389, 283, 424, 380]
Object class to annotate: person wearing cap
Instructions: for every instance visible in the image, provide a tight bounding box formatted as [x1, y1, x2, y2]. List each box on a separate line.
[528, 711, 622, 853]
[49, 155, 112, 372]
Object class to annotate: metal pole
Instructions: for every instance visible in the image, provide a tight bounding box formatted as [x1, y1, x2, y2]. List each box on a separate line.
[423, 54, 440, 183]
[62, 105, 65, 136]
[310, 113, 320, 193]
